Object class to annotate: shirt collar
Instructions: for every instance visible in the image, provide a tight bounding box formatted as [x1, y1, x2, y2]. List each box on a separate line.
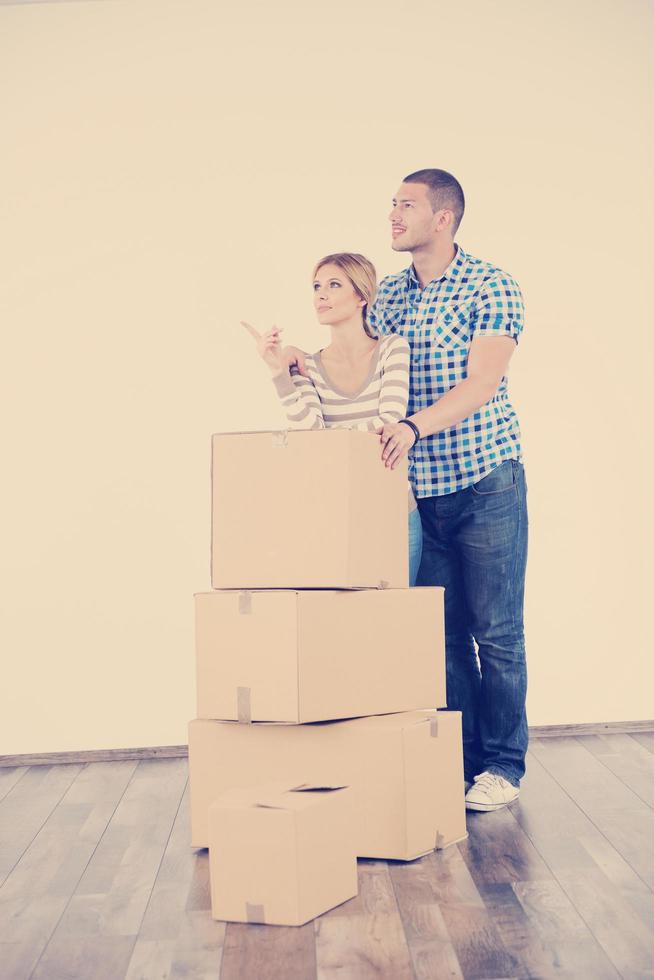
[406, 243, 466, 288]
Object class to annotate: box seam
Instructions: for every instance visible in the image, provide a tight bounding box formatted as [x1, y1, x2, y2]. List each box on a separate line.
[400, 725, 409, 858]
[295, 594, 301, 723]
[209, 436, 214, 587]
[293, 808, 301, 925]
[347, 436, 354, 586]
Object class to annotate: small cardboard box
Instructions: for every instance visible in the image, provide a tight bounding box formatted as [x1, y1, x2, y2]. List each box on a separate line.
[195, 587, 445, 723]
[208, 783, 358, 926]
[189, 710, 467, 860]
[211, 429, 408, 589]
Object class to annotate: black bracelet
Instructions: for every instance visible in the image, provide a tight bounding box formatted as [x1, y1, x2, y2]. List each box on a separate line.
[398, 418, 421, 445]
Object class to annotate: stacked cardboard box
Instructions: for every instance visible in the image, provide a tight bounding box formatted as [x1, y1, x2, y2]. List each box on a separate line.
[189, 429, 467, 925]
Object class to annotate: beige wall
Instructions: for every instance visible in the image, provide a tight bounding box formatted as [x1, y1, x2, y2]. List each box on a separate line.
[1, 0, 652, 754]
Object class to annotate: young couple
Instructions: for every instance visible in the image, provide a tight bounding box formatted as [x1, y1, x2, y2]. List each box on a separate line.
[243, 169, 528, 814]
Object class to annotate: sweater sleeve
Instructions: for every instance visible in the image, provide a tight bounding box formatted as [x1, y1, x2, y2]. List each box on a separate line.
[271, 367, 326, 430]
[357, 335, 410, 432]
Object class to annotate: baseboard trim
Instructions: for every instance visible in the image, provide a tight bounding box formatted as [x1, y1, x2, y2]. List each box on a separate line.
[1, 719, 652, 768]
[0, 744, 188, 768]
[528, 719, 654, 739]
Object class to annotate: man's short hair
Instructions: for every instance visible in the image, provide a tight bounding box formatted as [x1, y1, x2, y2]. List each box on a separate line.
[403, 169, 465, 234]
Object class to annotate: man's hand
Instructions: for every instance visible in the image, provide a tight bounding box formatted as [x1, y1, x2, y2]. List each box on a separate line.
[378, 421, 416, 469]
[280, 345, 309, 377]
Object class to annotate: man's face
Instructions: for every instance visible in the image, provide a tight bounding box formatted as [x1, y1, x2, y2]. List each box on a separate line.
[388, 182, 439, 252]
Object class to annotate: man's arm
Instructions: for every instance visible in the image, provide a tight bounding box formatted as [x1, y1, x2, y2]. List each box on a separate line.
[413, 335, 516, 436]
[379, 269, 524, 468]
[379, 336, 516, 467]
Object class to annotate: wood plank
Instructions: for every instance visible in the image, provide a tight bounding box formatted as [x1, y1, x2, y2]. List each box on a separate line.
[31, 759, 188, 980]
[551, 865, 654, 979]
[459, 807, 551, 888]
[632, 732, 654, 755]
[220, 922, 316, 980]
[32, 935, 137, 980]
[516, 750, 653, 911]
[513, 748, 595, 841]
[511, 879, 620, 979]
[185, 848, 212, 913]
[405, 845, 520, 980]
[387, 853, 464, 980]
[0, 761, 138, 980]
[0, 764, 84, 886]
[314, 860, 413, 980]
[513, 746, 654, 978]
[576, 733, 654, 807]
[529, 736, 650, 814]
[476, 880, 600, 980]
[589, 808, 654, 892]
[456, 805, 620, 978]
[576, 832, 654, 928]
[0, 768, 28, 803]
[124, 783, 225, 980]
[529, 735, 654, 891]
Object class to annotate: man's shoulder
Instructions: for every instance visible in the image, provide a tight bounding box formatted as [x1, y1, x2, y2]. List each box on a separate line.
[377, 268, 410, 295]
[460, 249, 521, 295]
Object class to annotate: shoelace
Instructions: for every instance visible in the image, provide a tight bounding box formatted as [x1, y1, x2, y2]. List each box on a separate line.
[473, 772, 502, 794]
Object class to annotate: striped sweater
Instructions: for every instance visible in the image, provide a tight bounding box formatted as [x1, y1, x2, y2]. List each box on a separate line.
[271, 333, 416, 509]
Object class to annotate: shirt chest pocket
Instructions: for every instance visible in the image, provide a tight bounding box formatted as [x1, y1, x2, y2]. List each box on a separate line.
[421, 302, 472, 349]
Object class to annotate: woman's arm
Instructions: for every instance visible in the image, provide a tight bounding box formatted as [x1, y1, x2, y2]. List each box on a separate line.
[242, 320, 325, 430]
[271, 369, 326, 430]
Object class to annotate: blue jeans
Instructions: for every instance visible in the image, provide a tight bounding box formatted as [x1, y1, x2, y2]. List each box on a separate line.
[408, 506, 423, 588]
[416, 460, 528, 786]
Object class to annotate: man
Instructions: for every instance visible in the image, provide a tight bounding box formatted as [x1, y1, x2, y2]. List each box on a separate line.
[283, 168, 528, 812]
[372, 169, 528, 812]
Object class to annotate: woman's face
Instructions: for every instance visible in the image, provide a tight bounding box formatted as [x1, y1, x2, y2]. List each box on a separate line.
[312, 263, 364, 327]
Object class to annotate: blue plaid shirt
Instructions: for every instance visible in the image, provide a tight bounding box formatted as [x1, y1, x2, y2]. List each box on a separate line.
[368, 244, 525, 497]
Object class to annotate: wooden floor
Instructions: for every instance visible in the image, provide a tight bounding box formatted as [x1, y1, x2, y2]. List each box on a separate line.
[1, 734, 653, 979]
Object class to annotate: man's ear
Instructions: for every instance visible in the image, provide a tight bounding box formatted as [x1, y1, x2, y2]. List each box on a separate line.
[436, 208, 454, 232]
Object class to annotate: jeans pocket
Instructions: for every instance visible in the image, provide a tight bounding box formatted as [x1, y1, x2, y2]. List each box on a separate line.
[470, 460, 516, 496]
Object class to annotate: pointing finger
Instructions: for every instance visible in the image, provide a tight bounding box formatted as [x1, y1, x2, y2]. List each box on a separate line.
[241, 321, 261, 341]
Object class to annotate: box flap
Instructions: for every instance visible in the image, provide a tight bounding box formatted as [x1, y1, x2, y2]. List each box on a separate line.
[290, 783, 349, 792]
[332, 710, 433, 733]
[255, 785, 350, 812]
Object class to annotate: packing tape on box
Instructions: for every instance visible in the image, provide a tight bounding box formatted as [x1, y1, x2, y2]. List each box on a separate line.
[237, 687, 252, 723]
[429, 718, 439, 737]
[246, 902, 265, 924]
[435, 831, 445, 850]
[238, 592, 252, 614]
[272, 430, 288, 448]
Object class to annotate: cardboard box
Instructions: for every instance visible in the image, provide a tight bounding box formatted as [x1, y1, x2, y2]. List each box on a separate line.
[195, 587, 446, 723]
[208, 783, 358, 926]
[189, 710, 467, 860]
[211, 429, 408, 589]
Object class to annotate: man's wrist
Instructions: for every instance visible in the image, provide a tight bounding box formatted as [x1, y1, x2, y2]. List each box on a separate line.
[398, 418, 421, 445]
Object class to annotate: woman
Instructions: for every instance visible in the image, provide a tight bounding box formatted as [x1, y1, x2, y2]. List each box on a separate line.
[242, 252, 423, 586]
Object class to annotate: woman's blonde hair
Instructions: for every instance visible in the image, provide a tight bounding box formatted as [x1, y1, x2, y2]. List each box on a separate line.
[312, 252, 378, 339]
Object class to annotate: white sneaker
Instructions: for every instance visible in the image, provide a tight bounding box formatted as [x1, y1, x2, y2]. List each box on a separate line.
[465, 771, 519, 811]
[464, 780, 472, 794]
